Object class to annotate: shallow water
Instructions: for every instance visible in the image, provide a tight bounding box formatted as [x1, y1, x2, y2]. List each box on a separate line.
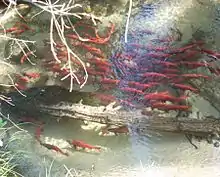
[33, 118, 220, 177]
[2, 0, 220, 176]
[5, 85, 220, 176]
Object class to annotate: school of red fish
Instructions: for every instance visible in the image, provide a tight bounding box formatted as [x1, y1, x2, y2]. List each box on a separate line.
[3, 18, 220, 156]
[6, 20, 217, 114]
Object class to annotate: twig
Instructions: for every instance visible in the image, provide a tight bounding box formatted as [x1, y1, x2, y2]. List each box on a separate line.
[22, 0, 101, 91]
[64, 164, 75, 177]
[124, 0, 132, 43]
[7, 74, 26, 97]
[0, 112, 27, 133]
[46, 159, 54, 177]
[0, 74, 26, 98]
[0, 122, 29, 138]
[0, 61, 15, 71]
[0, 95, 14, 106]
[0, 35, 35, 44]
[48, 1, 88, 90]
[0, 33, 36, 65]
[185, 134, 198, 149]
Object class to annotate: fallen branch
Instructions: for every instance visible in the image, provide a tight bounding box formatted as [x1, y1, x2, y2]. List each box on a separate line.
[39, 101, 220, 136]
[4, 86, 220, 138]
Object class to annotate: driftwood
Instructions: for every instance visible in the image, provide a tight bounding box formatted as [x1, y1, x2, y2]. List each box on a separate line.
[3, 86, 220, 139]
[39, 101, 220, 137]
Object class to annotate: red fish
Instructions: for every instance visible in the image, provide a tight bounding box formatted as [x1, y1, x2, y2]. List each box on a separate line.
[95, 65, 112, 73]
[86, 22, 115, 44]
[165, 74, 179, 78]
[35, 124, 44, 143]
[208, 67, 220, 75]
[1, 27, 18, 33]
[20, 51, 34, 64]
[144, 93, 187, 103]
[107, 126, 129, 135]
[71, 56, 84, 66]
[55, 42, 64, 48]
[128, 81, 159, 89]
[144, 53, 171, 58]
[151, 102, 191, 111]
[152, 61, 177, 67]
[101, 125, 129, 136]
[88, 58, 112, 67]
[17, 75, 29, 83]
[15, 22, 35, 32]
[86, 68, 106, 77]
[172, 83, 198, 93]
[170, 78, 185, 83]
[162, 68, 180, 74]
[100, 78, 120, 85]
[174, 44, 197, 53]
[40, 142, 69, 156]
[92, 93, 116, 104]
[75, 43, 104, 57]
[50, 64, 62, 73]
[142, 72, 168, 78]
[201, 48, 220, 58]
[181, 74, 210, 80]
[120, 87, 144, 94]
[175, 50, 200, 61]
[14, 83, 27, 90]
[1, 23, 33, 35]
[179, 61, 210, 69]
[67, 140, 101, 151]
[143, 91, 169, 99]
[50, 65, 69, 76]
[67, 23, 114, 44]
[114, 52, 133, 60]
[130, 43, 171, 51]
[66, 34, 78, 40]
[171, 42, 203, 53]
[24, 72, 40, 79]
[13, 29, 25, 36]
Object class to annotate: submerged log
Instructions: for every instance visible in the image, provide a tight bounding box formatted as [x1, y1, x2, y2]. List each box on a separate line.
[3, 86, 220, 138]
[39, 101, 220, 137]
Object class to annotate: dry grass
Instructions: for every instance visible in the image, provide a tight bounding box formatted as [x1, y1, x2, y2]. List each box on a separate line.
[0, 111, 28, 177]
[0, 149, 23, 177]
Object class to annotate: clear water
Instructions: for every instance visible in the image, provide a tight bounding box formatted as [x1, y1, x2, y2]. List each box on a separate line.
[36, 119, 220, 177]
[2, 0, 220, 176]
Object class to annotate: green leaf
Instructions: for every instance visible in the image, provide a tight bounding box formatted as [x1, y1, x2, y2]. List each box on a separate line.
[0, 119, 7, 128]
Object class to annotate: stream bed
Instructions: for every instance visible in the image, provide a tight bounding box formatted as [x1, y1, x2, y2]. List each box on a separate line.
[1, 0, 220, 176]
[3, 116, 220, 177]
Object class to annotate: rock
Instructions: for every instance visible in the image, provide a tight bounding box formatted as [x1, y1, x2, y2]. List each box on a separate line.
[213, 141, 220, 147]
